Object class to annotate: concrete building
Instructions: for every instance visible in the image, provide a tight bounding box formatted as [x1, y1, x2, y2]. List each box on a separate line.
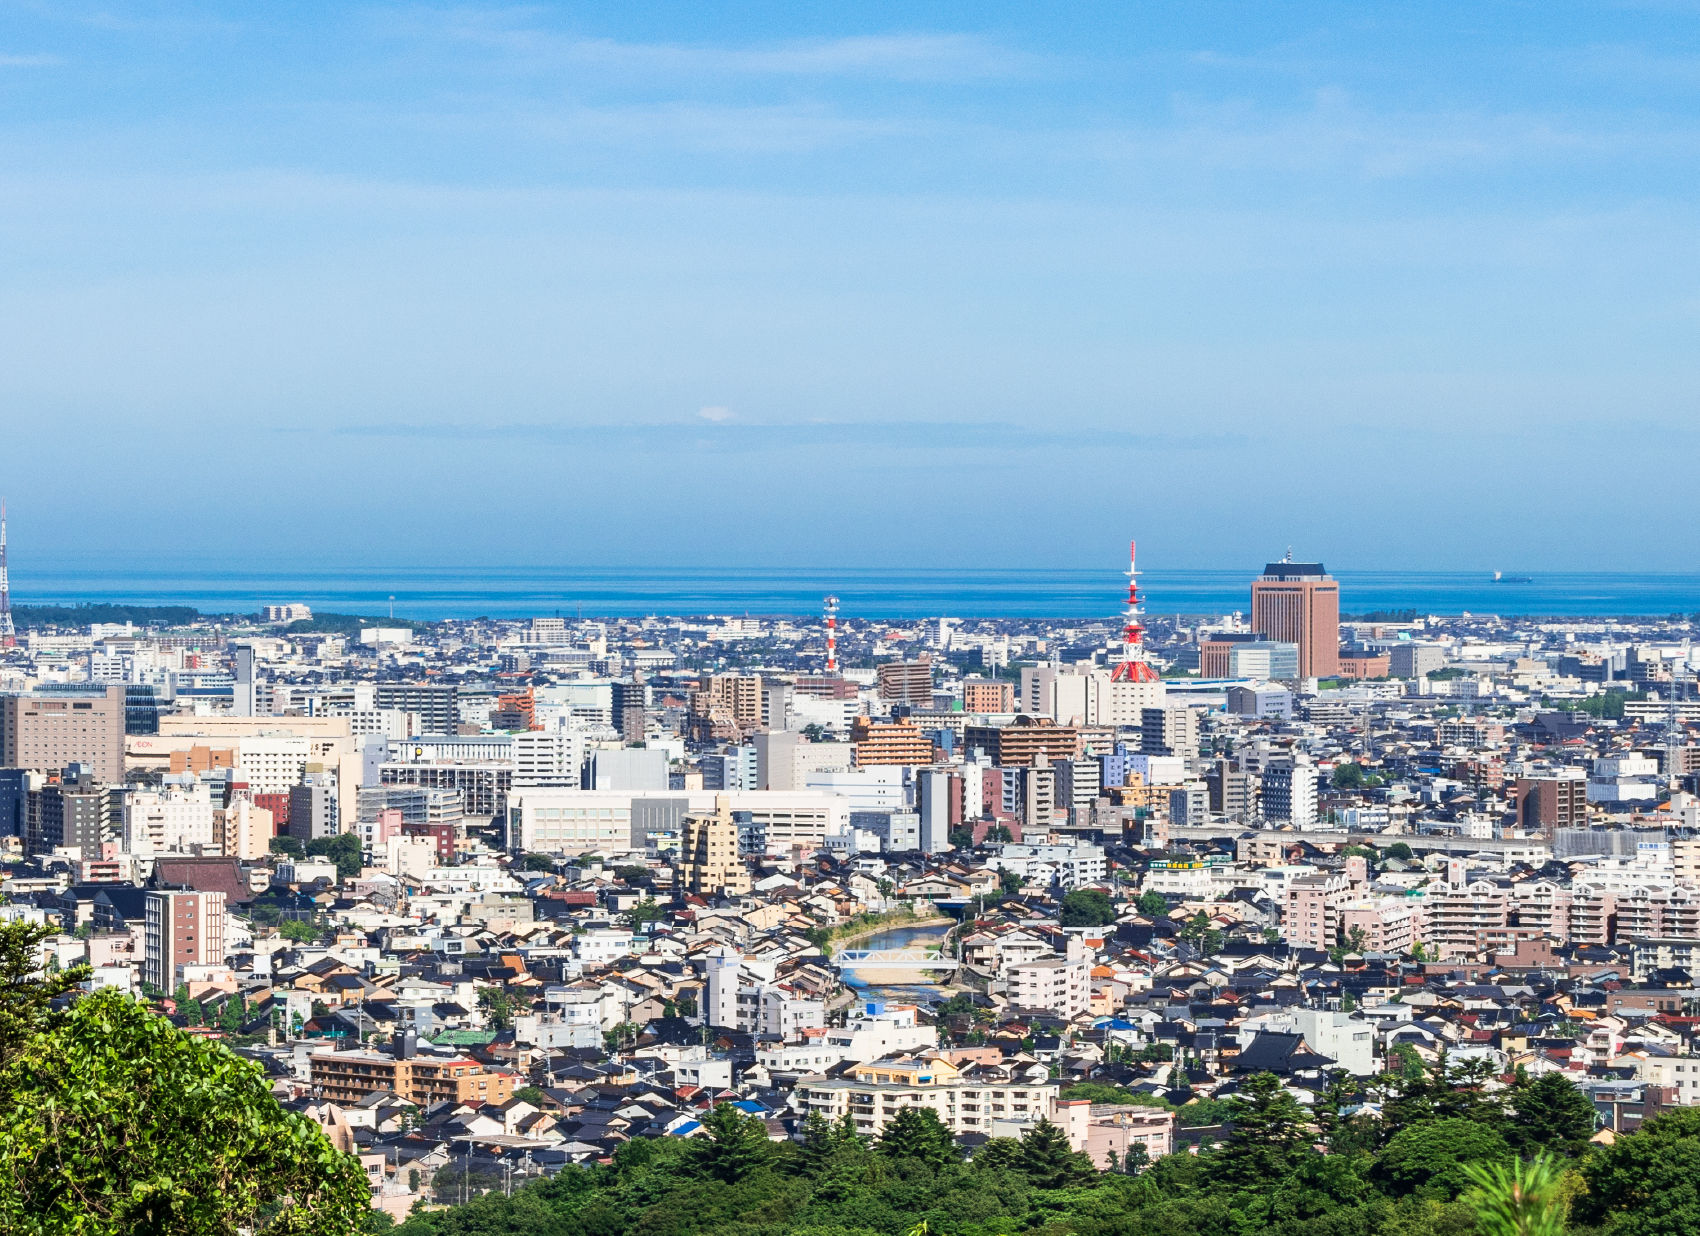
[287, 771, 339, 842]
[878, 657, 934, 705]
[587, 748, 669, 792]
[124, 779, 217, 857]
[916, 768, 963, 853]
[141, 889, 227, 989]
[1140, 706, 1198, 760]
[798, 1056, 1061, 1140]
[1262, 755, 1318, 826]
[754, 731, 853, 789]
[1007, 938, 1089, 1018]
[373, 684, 458, 734]
[1251, 559, 1341, 679]
[28, 768, 123, 859]
[0, 687, 126, 782]
[1390, 643, 1447, 679]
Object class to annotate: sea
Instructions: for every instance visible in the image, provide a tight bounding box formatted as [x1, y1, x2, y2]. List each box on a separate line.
[10, 565, 1700, 622]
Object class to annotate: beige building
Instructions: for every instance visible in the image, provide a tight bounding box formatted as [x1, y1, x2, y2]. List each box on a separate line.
[142, 889, 227, 989]
[0, 687, 126, 781]
[798, 1054, 1059, 1138]
[1007, 945, 1090, 1019]
[680, 795, 751, 896]
[218, 799, 276, 860]
[309, 1049, 514, 1107]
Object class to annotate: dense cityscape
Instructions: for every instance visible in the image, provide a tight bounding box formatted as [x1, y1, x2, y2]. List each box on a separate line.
[3, 532, 1699, 1232]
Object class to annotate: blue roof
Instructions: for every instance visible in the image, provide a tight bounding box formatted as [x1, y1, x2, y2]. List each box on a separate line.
[731, 1100, 766, 1114]
[669, 1121, 702, 1137]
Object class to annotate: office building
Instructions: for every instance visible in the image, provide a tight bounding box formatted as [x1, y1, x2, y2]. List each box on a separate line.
[29, 766, 124, 859]
[141, 889, 227, 989]
[1388, 643, 1445, 679]
[851, 808, 921, 853]
[1250, 558, 1341, 678]
[702, 746, 758, 791]
[0, 686, 126, 782]
[680, 796, 751, 896]
[1055, 758, 1101, 823]
[754, 731, 852, 788]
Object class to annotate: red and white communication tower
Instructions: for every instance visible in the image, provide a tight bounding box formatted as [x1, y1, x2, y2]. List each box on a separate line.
[1110, 539, 1159, 682]
[823, 594, 840, 674]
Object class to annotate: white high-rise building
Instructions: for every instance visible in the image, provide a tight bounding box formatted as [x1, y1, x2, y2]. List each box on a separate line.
[1262, 755, 1319, 827]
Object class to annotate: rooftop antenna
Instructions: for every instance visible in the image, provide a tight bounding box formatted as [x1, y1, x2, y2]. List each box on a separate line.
[824, 595, 840, 674]
[0, 499, 14, 648]
[1110, 540, 1159, 683]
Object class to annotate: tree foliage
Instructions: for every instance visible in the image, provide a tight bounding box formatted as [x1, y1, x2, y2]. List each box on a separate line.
[0, 989, 369, 1234]
[0, 918, 91, 1064]
[1058, 889, 1117, 927]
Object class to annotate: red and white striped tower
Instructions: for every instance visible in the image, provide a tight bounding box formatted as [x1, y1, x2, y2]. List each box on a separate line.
[1110, 539, 1158, 682]
[823, 595, 839, 674]
[0, 500, 13, 649]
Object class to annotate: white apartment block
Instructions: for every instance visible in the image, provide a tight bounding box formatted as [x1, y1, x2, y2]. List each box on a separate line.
[799, 1056, 1060, 1139]
[1006, 954, 1090, 1020]
[124, 781, 217, 857]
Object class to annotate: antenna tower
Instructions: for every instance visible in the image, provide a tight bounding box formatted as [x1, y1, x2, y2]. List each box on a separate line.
[823, 595, 840, 674]
[1110, 539, 1159, 682]
[0, 500, 13, 648]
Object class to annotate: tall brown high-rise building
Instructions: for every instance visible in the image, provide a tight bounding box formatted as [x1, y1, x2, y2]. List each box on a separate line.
[1250, 559, 1340, 678]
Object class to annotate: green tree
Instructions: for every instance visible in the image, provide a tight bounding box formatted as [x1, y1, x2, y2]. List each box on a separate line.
[1205, 1071, 1314, 1190]
[614, 864, 650, 885]
[1374, 1117, 1511, 1200]
[686, 1102, 774, 1184]
[877, 1106, 956, 1170]
[1058, 889, 1116, 927]
[1178, 911, 1223, 956]
[269, 836, 304, 858]
[1462, 1151, 1568, 1236]
[305, 833, 364, 882]
[0, 918, 90, 1064]
[1017, 1116, 1095, 1189]
[1386, 842, 1414, 861]
[970, 1137, 1025, 1173]
[1577, 1105, 1700, 1236]
[278, 917, 321, 944]
[629, 898, 665, 929]
[0, 989, 369, 1233]
[948, 827, 975, 849]
[1508, 1071, 1597, 1158]
[998, 870, 1024, 895]
[520, 853, 557, 872]
[1136, 891, 1169, 915]
[513, 1085, 546, 1105]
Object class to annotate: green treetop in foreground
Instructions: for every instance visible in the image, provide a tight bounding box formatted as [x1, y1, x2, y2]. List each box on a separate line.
[0, 918, 369, 1235]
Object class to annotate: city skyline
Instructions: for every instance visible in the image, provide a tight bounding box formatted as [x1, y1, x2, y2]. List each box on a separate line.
[5, 3, 1700, 569]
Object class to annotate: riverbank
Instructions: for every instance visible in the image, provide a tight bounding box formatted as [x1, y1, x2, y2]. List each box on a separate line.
[820, 910, 953, 956]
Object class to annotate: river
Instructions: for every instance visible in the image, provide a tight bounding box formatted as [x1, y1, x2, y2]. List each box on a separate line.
[839, 922, 958, 1009]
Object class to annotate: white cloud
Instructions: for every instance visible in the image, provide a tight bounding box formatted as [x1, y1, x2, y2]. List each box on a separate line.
[698, 406, 734, 422]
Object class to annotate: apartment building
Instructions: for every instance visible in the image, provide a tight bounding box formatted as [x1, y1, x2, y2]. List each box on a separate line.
[1007, 948, 1090, 1019]
[964, 717, 1079, 768]
[798, 1055, 1060, 1139]
[878, 657, 934, 705]
[962, 679, 1015, 713]
[850, 718, 934, 767]
[680, 796, 751, 896]
[309, 1046, 514, 1107]
[141, 889, 227, 989]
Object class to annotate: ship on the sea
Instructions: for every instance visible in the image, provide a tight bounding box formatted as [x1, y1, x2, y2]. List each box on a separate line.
[1492, 570, 1534, 583]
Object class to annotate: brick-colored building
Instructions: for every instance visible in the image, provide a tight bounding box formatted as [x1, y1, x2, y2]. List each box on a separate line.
[1250, 561, 1340, 679]
[962, 717, 1079, 768]
[962, 679, 1015, 714]
[0, 686, 126, 782]
[309, 1048, 515, 1107]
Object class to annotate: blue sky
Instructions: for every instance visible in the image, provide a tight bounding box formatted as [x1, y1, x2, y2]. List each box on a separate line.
[3, 2, 1698, 573]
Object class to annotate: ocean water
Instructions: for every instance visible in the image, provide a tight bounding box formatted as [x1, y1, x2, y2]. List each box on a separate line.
[9, 565, 1700, 621]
